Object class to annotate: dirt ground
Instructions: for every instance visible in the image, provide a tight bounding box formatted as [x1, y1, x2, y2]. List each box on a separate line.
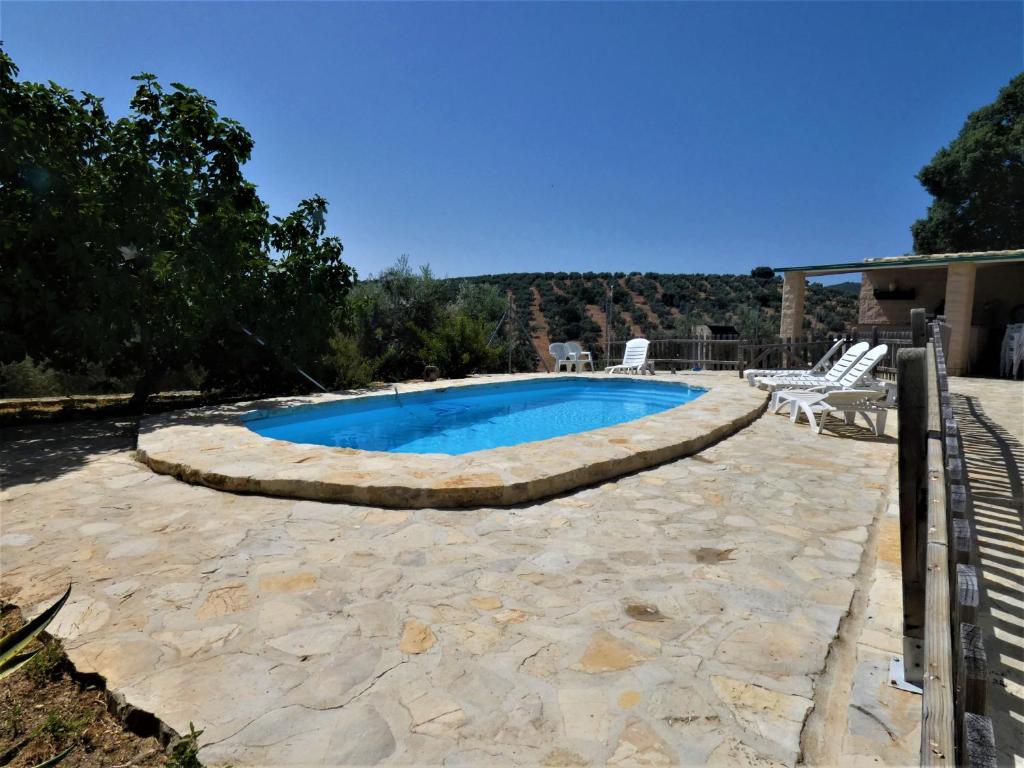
[0, 605, 169, 768]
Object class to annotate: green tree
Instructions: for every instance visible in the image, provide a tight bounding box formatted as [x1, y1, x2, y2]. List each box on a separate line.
[912, 73, 1024, 253]
[0, 48, 354, 401]
[448, 281, 535, 372]
[107, 73, 273, 402]
[450, 281, 506, 323]
[346, 256, 445, 381]
[0, 49, 129, 373]
[263, 196, 354, 372]
[200, 196, 354, 396]
[734, 306, 774, 342]
[672, 308, 705, 337]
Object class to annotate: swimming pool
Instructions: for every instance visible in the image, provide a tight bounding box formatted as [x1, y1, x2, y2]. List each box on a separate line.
[245, 378, 705, 455]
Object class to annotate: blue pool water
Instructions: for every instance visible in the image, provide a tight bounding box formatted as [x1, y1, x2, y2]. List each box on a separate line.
[245, 378, 704, 455]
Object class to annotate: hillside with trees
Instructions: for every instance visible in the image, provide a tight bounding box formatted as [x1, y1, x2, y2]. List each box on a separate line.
[442, 271, 859, 369]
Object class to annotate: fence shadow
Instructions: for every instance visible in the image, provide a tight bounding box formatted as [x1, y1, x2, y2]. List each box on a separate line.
[953, 392, 1024, 767]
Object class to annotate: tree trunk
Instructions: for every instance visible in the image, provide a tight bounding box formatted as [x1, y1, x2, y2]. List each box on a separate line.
[129, 368, 161, 410]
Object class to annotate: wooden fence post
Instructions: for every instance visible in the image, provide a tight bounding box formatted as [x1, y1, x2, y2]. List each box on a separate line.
[963, 713, 998, 768]
[898, 346, 928, 684]
[912, 308, 927, 348]
[956, 564, 979, 628]
[951, 518, 972, 566]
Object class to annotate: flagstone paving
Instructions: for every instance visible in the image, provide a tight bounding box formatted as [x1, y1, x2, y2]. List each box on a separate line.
[1, 373, 899, 767]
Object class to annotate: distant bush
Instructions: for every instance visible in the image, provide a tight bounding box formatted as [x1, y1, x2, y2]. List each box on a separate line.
[418, 314, 499, 378]
[323, 333, 377, 389]
[0, 357, 145, 398]
[0, 358, 63, 397]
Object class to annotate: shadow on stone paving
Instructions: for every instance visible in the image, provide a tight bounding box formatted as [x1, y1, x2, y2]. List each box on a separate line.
[1, 417, 138, 488]
[953, 392, 1024, 768]
[782, 415, 897, 444]
[0, 396, 320, 489]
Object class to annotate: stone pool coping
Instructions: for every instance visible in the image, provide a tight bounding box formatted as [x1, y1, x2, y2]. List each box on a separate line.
[136, 372, 768, 508]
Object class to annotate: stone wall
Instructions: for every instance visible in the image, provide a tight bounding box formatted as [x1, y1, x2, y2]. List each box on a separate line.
[858, 267, 947, 326]
[855, 261, 1024, 373]
[857, 263, 1024, 329]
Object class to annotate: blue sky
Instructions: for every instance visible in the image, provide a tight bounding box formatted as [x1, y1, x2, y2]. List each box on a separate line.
[3, 2, 1022, 281]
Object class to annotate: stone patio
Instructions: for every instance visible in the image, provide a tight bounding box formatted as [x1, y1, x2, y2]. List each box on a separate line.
[1, 372, 902, 767]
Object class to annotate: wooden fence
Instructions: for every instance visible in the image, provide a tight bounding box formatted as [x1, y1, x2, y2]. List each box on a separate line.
[897, 309, 997, 767]
[602, 335, 742, 371]
[849, 327, 915, 380]
[602, 330, 907, 380]
[737, 337, 836, 375]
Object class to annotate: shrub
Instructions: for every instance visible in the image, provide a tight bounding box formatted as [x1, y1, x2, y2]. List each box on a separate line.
[0, 358, 63, 397]
[323, 332, 377, 390]
[418, 314, 499, 378]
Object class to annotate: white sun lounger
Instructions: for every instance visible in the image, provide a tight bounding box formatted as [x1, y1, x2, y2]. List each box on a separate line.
[606, 338, 651, 374]
[754, 341, 869, 391]
[772, 387, 893, 436]
[766, 343, 889, 407]
[744, 339, 846, 386]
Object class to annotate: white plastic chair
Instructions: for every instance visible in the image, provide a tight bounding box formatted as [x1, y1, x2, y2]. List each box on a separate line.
[755, 342, 869, 392]
[549, 342, 575, 373]
[1001, 324, 1024, 377]
[565, 342, 594, 372]
[606, 339, 651, 374]
[1013, 330, 1024, 379]
[745, 338, 846, 386]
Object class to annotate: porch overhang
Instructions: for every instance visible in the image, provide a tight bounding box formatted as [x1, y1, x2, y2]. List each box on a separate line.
[774, 248, 1024, 277]
[772, 249, 1024, 376]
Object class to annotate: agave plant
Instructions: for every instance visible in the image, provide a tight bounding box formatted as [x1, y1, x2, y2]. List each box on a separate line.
[0, 584, 71, 679]
[29, 747, 74, 768]
[1, 585, 74, 768]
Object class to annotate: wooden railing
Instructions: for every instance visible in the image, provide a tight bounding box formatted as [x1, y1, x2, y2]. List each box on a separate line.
[600, 328, 911, 380]
[848, 327, 915, 380]
[603, 335, 842, 374]
[897, 309, 997, 767]
[738, 337, 836, 375]
[603, 336, 742, 371]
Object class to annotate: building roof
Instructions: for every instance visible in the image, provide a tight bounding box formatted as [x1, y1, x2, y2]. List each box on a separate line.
[775, 249, 1024, 276]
